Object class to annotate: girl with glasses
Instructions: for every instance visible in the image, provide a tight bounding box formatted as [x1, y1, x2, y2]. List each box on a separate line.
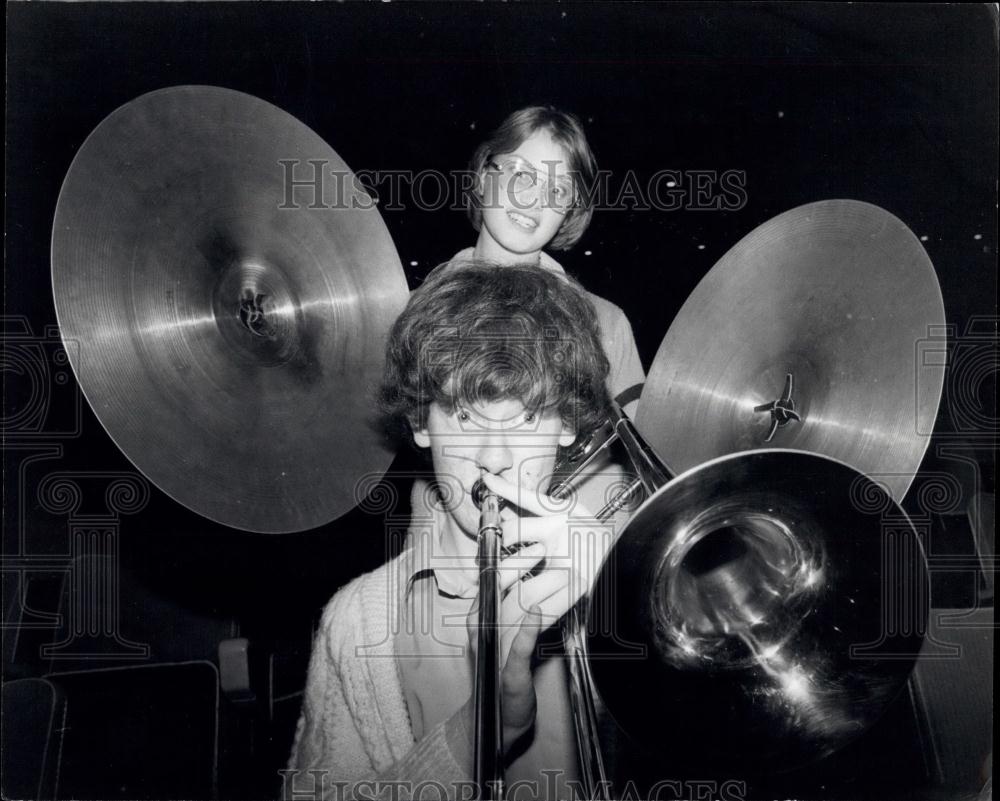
[459, 106, 645, 412]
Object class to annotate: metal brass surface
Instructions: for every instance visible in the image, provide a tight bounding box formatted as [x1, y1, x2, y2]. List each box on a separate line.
[586, 449, 928, 773]
[52, 86, 409, 532]
[635, 200, 945, 503]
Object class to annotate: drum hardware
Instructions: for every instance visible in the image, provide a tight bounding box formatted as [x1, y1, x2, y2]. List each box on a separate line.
[753, 372, 802, 441]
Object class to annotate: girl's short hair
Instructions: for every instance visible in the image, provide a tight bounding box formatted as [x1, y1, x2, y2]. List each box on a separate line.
[466, 106, 598, 251]
[380, 261, 610, 437]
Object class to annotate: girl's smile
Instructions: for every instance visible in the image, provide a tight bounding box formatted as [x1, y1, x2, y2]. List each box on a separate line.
[475, 128, 573, 262]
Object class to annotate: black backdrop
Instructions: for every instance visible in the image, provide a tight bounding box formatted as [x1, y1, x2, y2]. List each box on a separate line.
[7, 0, 997, 600]
[4, 3, 998, 797]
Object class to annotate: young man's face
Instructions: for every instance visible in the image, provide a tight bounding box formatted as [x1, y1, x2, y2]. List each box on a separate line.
[413, 397, 576, 542]
[478, 129, 574, 257]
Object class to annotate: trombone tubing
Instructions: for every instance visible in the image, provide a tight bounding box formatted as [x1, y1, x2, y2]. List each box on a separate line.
[473, 487, 505, 800]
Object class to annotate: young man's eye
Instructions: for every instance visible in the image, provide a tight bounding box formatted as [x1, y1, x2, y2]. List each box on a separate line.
[456, 409, 471, 423]
[523, 411, 536, 424]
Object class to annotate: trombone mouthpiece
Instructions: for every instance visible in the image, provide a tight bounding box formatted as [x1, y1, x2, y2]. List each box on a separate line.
[471, 478, 506, 512]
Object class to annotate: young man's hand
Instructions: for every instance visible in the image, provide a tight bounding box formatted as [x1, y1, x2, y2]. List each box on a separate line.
[463, 545, 546, 752]
[479, 471, 612, 622]
[460, 470, 613, 757]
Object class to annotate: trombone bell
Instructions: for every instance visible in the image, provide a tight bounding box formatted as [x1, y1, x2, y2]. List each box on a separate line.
[585, 448, 928, 774]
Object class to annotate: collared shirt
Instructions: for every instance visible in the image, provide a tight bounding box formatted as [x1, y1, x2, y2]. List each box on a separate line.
[396, 511, 477, 741]
[393, 504, 582, 798]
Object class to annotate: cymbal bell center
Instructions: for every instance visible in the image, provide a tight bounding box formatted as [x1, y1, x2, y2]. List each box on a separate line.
[238, 289, 274, 338]
[754, 371, 803, 442]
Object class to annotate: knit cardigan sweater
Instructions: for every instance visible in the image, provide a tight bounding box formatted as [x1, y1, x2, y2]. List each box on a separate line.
[287, 553, 469, 799]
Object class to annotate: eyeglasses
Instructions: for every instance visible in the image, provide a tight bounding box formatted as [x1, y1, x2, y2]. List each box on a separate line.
[486, 155, 577, 214]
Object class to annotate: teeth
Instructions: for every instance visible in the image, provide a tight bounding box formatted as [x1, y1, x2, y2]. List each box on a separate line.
[508, 211, 538, 229]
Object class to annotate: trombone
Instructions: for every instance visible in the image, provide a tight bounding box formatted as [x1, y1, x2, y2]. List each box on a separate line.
[469, 403, 646, 800]
[471, 402, 929, 799]
[471, 480, 506, 801]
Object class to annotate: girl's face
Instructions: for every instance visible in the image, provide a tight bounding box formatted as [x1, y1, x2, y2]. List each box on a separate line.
[477, 128, 574, 261]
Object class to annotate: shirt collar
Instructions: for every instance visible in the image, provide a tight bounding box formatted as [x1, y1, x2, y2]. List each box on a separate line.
[401, 504, 480, 600]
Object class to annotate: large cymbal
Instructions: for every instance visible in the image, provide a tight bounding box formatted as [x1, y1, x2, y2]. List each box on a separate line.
[52, 86, 409, 533]
[635, 200, 945, 502]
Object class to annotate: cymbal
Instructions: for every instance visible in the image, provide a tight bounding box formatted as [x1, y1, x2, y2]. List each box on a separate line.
[52, 86, 409, 533]
[587, 449, 928, 773]
[635, 200, 945, 503]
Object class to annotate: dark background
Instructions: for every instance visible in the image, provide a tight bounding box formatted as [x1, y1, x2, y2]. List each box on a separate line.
[4, 4, 997, 800]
